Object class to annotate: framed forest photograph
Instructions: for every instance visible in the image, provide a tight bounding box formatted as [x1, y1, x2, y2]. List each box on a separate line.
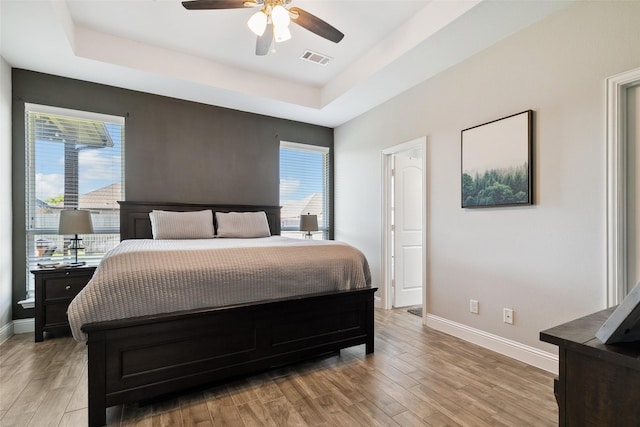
[461, 110, 533, 208]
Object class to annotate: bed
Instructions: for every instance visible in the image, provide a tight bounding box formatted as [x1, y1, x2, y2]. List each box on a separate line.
[75, 201, 376, 427]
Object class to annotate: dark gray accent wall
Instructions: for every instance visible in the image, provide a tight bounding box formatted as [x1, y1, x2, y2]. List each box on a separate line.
[11, 69, 334, 319]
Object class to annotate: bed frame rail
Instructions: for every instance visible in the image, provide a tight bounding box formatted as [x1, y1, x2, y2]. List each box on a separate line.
[84, 287, 376, 427]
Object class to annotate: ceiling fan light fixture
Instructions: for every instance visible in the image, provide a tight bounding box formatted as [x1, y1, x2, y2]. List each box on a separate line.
[183, 0, 343, 55]
[247, 10, 268, 36]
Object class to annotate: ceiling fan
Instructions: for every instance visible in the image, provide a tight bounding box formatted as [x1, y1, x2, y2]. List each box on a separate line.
[182, 0, 344, 56]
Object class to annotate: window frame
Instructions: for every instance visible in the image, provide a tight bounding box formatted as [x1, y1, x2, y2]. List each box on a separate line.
[279, 141, 331, 240]
[23, 103, 125, 297]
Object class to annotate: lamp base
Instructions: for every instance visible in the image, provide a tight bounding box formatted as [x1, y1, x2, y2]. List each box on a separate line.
[304, 232, 313, 239]
[69, 235, 84, 265]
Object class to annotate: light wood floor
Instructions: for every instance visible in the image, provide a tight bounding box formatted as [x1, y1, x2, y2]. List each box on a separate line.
[0, 309, 558, 426]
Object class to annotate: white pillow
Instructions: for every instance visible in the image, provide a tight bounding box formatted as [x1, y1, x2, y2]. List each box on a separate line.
[149, 210, 215, 239]
[215, 211, 271, 238]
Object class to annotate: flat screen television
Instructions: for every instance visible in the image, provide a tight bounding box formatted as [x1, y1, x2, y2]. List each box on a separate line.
[596, 281, 640, 344]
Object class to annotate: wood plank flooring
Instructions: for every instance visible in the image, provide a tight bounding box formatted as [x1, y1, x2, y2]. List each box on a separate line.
[0, 309, 558, 426]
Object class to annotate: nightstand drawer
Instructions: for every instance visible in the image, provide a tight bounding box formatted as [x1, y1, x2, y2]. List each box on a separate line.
[45, 276, 90, 300]
[45, 303, 70, 325]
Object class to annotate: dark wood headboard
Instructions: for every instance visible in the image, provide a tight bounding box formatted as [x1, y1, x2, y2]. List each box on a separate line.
[118, 201, 281, 240]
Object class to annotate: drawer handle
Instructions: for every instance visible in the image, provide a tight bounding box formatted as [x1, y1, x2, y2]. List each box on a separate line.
[65, 285, 72, 291]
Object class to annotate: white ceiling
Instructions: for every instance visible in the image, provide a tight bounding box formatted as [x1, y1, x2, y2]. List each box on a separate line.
[0, 0, 570, 127]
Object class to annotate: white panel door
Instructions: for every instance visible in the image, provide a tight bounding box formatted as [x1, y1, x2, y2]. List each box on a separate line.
[393, 149, 423, 307]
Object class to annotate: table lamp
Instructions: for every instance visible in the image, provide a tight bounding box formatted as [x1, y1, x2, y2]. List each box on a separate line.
[299, 213, 318, 239]
[59, 209, 94, 266]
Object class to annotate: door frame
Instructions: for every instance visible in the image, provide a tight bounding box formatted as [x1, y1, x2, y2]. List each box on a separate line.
[381, 137, 427, 315]
[607, 67, 640, 306]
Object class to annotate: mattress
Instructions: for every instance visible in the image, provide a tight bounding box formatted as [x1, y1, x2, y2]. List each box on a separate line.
[67, 236, 371, 342]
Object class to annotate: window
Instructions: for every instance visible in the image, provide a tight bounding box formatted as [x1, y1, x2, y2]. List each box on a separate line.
[24, 104, 125, 296]
[279, 141, 330, 239]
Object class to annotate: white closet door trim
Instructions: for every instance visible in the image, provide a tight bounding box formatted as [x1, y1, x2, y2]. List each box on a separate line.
[607, 67, 640, 306]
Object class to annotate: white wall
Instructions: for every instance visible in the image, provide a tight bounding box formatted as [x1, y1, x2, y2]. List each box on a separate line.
[0, 55, 13, 336]
[335, 1, 640, 352]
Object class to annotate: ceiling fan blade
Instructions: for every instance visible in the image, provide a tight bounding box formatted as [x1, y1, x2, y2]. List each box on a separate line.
[289, 7, 344, 43]
[256, 23, 273, 55]
[182, 0, 249, 10]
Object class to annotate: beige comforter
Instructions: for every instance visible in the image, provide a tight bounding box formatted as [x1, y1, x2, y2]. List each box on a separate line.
[67, 237, 371, 342]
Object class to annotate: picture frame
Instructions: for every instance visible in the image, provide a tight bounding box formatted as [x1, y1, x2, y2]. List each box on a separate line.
[461, 110, 533, 208]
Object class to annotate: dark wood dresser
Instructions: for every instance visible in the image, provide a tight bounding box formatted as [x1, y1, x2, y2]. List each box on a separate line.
[32, 265, 96, 342]
[540, 307, 640, 426]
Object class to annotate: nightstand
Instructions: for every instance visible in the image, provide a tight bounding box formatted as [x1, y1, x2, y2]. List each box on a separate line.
[31, 265, 96, 342]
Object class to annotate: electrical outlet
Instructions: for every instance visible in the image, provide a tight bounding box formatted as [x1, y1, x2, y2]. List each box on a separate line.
[503, 308, 514, 325]
[470, 299, 479, 314]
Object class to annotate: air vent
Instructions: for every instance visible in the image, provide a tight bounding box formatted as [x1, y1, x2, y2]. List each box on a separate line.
[300, 50, 332, 66]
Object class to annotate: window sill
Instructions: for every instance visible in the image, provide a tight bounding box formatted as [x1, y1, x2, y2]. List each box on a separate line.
[18, 298, 35, 309]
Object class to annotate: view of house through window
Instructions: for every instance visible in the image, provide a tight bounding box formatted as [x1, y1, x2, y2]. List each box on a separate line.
[279, 141, 329, 240]
[24, 104, 125, 297]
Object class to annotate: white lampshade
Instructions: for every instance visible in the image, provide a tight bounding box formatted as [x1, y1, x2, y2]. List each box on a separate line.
[59, 209, 94, 235]
[247, 10, 267, 36]
[271, 5, 290, 28]
[300, 214, 318, 232]
[273, 25, 291, 43]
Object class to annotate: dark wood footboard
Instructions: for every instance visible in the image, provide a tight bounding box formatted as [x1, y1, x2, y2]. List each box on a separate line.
[83, 287, 376, 427]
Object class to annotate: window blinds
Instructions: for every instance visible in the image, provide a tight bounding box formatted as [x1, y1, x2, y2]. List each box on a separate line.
[279, 141, 329, 239]
[24, 104, 125, 296]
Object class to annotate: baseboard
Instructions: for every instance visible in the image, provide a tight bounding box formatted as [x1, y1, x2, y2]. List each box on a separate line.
[0, 321, 13, 345]
[0, 318, 34, 345]
[13, 318, 35, 334]
[426, 313, 558, 375]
